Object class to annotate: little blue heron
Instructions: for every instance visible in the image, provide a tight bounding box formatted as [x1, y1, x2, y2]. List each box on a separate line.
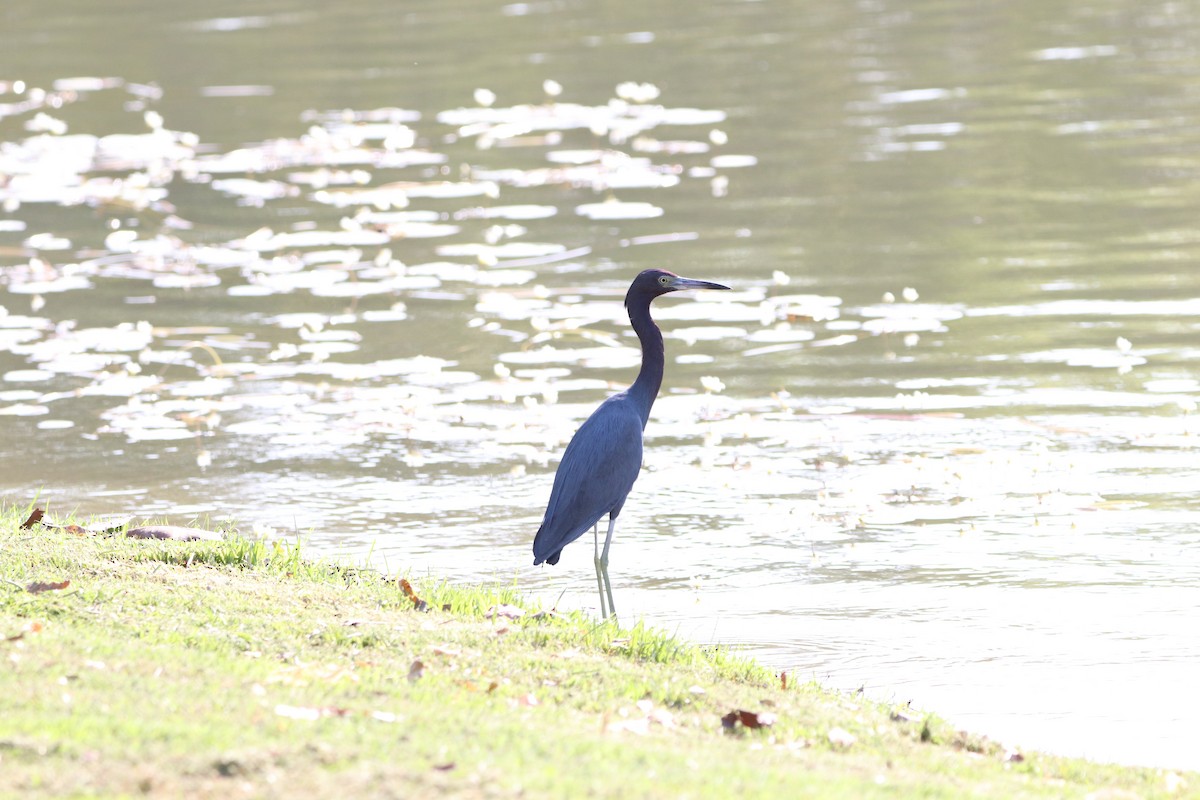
[532, 269, 730, 618]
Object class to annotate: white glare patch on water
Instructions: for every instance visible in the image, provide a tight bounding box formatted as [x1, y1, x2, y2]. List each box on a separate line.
[1142, 378, 1199, 393]
[1033, 45, 1118, 61]
[235, 228, 391, 251]
[709, 154, 757, 168]
[3, 369, 54, 382]
[0, 403, 48, 416]
[199, 85, 276, 98]
[1020, 348, 1147, 369]
[437, 242, 564, 259]
[575, 200, 663, 220]
[668, 325, 747, 343]
[876, 87, 960, 104]
[7, 276, 92, 294]
[454, 204, 557, 220]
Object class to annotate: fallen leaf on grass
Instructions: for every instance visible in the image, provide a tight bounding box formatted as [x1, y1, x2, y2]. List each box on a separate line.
[407, 659, 425, 683]
[267, 662, 359, 687]
[432, 762, 456, 771]
[828, 727, 857, 748]
[780, 671, 788, 690]
[4, 621, 43, 642]
[605, 700, 677, 735]
[26, 580, 70, 594]
[19, 508, 44, 529]
[274, 704, 349, 721]
[399, 578, 428, 611]
[509, 693, 538, 708]
[606, 715, 651, 736]
[636, 700, 676, 729]
[722, 709, 777, 731]
[430, 645, 460, 657]
[484, 604, 524, 620]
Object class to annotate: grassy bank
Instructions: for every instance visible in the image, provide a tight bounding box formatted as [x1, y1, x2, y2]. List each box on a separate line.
[0, 504, 1191, 799]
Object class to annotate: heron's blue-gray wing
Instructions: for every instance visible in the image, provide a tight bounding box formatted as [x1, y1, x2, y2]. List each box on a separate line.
[532, 398, 644, 565]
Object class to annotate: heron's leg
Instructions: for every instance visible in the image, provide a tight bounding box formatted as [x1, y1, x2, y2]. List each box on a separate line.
[592, 522, 609, 619]
[599, 515, 618, 620]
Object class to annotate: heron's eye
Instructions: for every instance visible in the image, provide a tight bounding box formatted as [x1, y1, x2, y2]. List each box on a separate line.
[658, 276, 669, 285]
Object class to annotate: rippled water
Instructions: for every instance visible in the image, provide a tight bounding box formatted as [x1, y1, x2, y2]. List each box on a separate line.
[2, 0, 1199, 771]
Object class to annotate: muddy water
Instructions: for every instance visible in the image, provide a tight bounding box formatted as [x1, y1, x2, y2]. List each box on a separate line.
[2, 0, 1199, 770]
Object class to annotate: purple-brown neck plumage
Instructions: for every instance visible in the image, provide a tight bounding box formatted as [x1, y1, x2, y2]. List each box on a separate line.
[624, 291, 664, 427]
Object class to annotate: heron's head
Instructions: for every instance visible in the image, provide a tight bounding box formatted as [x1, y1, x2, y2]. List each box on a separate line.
[628, 269, 731, 306]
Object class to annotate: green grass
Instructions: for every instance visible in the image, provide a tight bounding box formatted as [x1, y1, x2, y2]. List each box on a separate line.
[0, 501, 1194, 799]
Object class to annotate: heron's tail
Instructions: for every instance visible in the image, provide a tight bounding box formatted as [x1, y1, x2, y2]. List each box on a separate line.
[532, 523, 562, 566]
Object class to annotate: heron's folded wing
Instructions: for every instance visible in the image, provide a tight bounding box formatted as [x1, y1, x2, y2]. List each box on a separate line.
[533, 401, 644, 560]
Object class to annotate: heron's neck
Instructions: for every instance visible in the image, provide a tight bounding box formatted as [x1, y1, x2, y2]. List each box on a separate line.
[627, 300, 664, 426]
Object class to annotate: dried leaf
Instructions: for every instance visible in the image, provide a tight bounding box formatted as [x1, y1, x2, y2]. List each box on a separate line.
[267, 662, 358, 686]
[8, 621, 45, 641]
[607, 716, 651, 736]
[722, 708, 776, 731]
[399, 579, 428, 611]
[430, 645, 460, 657]
[780, 671, 788, 690]
[19, 508, 44, 529]
[828, 727, 857, 748]
[26, 580, 70, 594]
[274, 704, 349, 721]
[407, 659, 425, 683]
[432, 762, 456, 771]
[484, 604, 524, 620]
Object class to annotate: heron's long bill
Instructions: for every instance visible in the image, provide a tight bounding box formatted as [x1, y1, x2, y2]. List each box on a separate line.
[667, 275, 731, 291]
